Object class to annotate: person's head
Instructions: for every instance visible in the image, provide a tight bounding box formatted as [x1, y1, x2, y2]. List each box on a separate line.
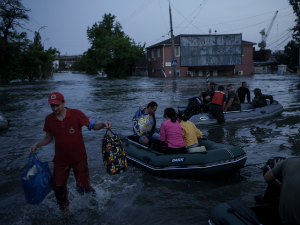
[242, 82, 247, 89]
[146, 101, 158, 115]
[209, 82, 216, 90]
[177, 110, 188, 122]
[218, 86, 224, 91]
[48, 92, 65, 115]
[226, 85, 233, 93]
[164, 108, 177, 123]
[254, 88, 262, 95]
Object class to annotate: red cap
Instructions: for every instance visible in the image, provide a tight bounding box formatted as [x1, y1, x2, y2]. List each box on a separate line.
[48, 92, 64, 104]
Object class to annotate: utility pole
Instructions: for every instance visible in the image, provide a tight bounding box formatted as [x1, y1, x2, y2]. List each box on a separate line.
[169, 1, 176, 80]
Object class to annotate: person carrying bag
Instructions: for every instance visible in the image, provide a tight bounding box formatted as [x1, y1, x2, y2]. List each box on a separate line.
[21, 153, 53, 205]
[132, 108, 151, 136]
[102, 130, 127, 175]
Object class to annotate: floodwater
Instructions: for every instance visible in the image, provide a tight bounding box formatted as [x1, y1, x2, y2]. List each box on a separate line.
[0, 73, 299, 224]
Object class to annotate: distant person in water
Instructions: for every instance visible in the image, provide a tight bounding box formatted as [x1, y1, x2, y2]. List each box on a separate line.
[252, 88, 273, 108]
[236, 82, 250, 103]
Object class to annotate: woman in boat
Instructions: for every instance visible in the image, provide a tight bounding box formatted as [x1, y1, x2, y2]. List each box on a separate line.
[177, 111, 203, 151]
[159, 108, 185, 153]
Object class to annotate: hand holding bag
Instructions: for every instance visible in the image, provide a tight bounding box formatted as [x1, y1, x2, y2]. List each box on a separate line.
[102, 130, 127, 175]
[132, 108, 151, 136]
[21, 153, 53, 205]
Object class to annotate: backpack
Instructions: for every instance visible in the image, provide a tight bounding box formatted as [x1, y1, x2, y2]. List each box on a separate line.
[102, 130, 127, 175]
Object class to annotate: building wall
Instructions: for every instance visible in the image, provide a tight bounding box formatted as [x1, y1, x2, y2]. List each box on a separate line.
[235, 45, 254, 75]
[147, 44, 254, 77]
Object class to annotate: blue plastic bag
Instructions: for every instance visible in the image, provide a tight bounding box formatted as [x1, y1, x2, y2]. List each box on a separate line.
[21, 153, 53, 205]
[132, 108, 151, 136]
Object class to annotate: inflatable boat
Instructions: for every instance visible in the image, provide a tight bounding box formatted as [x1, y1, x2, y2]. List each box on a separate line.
[185, 98, 283, 126]
[0, 112, 8, 130]
[206, 200, 281, 225]
[119, 134, 247, 178]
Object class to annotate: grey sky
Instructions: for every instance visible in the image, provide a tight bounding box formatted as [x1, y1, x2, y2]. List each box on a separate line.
[22, 0, 295, 56]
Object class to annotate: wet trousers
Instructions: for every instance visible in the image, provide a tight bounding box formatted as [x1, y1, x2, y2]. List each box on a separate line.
[53, 160, 94, 210]
[209, 104, 225, 124]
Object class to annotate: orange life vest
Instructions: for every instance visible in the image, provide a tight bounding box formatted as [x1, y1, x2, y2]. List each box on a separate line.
[211, 91, 225, 106]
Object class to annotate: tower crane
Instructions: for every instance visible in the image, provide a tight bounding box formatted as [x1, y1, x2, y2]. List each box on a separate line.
[258, 11, 278, 50]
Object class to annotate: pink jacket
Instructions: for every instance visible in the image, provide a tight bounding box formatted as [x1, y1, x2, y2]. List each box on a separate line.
[160, 119, 185, 148]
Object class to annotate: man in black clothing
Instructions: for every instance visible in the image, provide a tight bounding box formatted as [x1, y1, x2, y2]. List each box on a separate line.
[236, 82, 250, 103]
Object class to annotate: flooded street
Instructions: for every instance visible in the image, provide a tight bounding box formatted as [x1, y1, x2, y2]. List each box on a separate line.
[0, 73, 299, 224]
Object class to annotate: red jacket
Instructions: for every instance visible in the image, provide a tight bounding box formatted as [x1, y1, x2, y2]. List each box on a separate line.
[211, 91, 225, 106]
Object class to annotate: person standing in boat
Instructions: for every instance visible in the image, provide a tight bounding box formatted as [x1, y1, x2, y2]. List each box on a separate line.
[133, 101, 160, 147]
[252, 88, 273, 108]
[224, 85, 241, 112]
[28, 92, 112, 214]
[205, 86, 227, 124]
[264, 158, 300, 224]
[236, 82, 250, 103]
[159, 108, 185, 153]
[177, 111, 203, 151]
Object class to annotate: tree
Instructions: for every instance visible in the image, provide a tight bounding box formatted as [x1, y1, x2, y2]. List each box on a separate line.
[0, 0, 30, 41]
[289, 0, 300, 41]
[273, 40, 299, 72]
[85, 13, 145, 77]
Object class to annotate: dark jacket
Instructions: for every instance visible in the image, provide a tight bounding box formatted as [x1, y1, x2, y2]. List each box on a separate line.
[236, 87, 250, 103]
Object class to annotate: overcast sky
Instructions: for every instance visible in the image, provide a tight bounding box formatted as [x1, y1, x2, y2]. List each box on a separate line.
[22, 0, 295, 56]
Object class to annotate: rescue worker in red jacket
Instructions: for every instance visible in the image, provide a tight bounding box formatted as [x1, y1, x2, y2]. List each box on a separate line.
[205, 86, 227, 124]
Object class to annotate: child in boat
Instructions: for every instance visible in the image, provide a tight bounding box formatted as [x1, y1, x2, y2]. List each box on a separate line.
[177, 111, 203, 151]
[159, 108, 185, 153]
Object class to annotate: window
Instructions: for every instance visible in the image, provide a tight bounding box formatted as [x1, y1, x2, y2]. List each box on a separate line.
[175, 46, 180, 57]
[152, 49, 154, 58]
[242, 46, 244, 56]
[157, 48, 161, 58]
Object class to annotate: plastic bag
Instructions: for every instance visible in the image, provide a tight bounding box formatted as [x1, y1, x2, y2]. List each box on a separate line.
[102, 130, 127, 175]
[132, 108, 151, 136]
[21, 153, 53, 205]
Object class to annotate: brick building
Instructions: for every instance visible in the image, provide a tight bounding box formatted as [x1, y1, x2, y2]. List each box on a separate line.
[55, 54, 82, 69]
[146, 35, 256, 77]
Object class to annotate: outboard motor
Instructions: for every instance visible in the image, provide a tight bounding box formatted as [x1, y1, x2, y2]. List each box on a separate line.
[184, 97, 204, 119]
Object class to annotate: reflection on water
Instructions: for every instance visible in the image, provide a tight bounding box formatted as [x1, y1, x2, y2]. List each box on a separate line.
[0, 73, 300, 224]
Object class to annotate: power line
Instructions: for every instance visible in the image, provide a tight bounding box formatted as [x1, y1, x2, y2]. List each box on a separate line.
[159, 0, 168, 31]
[270, 33, 293, 50]
[170, 3, 205, 34]
[267, 30, 293, 48]
[122, 0, 153, 25]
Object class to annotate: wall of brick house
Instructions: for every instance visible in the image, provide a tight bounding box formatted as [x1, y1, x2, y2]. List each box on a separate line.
[235, 45, 254, 75]
[147, 44, 254, 77]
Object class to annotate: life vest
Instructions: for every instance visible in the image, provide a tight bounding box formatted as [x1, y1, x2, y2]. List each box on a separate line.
[211, 91, 225, 106]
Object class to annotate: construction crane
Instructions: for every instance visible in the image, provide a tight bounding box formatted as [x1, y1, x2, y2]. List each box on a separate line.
[258, 11, 278, 50]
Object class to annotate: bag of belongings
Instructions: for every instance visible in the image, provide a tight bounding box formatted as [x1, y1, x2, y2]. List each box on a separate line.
[102, 130, 127, 175]
[21, 153, 53, 205]
[132, 108, 151, 136]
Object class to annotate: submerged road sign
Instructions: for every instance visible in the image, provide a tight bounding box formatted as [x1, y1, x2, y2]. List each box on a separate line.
[171, 59, 178, 66]
[180, 34, 242, 67]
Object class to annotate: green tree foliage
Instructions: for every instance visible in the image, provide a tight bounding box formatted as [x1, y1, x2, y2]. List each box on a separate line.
[77, 13, 145, 77]
[273, 40, 299, 72]
[0, 0, 59, 82]
[289, 0, 300, 41]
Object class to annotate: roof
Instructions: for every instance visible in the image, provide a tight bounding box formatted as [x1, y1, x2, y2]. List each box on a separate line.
[146, 34, 256, 49]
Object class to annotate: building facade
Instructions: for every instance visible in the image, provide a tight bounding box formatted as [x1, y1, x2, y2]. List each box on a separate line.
[55, 54, 82, 69]
[146, 35, 256, 77]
